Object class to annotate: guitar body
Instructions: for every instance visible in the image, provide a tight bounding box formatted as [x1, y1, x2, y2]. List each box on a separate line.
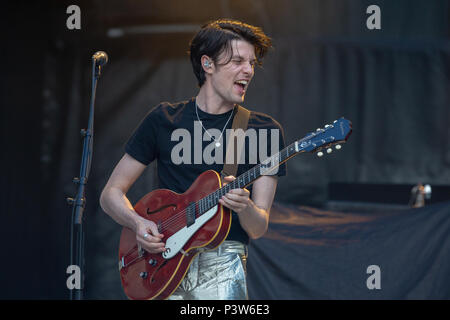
[119, 170, 231, 300]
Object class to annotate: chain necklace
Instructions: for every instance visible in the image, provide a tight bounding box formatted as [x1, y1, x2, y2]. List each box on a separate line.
[195, 102, 234, 148]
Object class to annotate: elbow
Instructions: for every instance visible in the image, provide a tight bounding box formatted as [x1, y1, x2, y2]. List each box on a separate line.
[249, 233, 261, 240]
[248, 223, 269, 240]
[99, 187, 109, 213]
[249, 230, 267, 240]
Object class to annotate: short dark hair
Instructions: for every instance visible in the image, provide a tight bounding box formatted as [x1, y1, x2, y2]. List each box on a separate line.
[189, 19, 272, 87]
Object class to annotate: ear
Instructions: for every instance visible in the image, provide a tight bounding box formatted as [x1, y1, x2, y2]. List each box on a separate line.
[201, 55, 214, 74]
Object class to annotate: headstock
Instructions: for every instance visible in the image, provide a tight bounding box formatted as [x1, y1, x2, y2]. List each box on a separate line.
[295, 118, 352, 157]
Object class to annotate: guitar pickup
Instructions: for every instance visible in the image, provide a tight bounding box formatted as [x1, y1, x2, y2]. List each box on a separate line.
[186, 202, 196, 227]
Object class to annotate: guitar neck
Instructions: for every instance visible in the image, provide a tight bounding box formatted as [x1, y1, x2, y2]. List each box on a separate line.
[196, 117, 352, 215]
[197, 140, 305, 215]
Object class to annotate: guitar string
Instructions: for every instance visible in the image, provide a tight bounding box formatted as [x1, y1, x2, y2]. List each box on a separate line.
[158, 144, 296, 233]
[154, 141, 294, 232]
[156, 144, 295, 232]
[161, 135, 330, 233]
[121, 244, 142, 267]
[161, 124, 337, 231]
[125, 123, 346, 257]
[157, 159, 270, 231]
[154, 164, 253, 230]
[156, 165, 261, 233]
[156, 146, 293, 233]
[126, 143, 303, 260]
[157, 176, 246, 232]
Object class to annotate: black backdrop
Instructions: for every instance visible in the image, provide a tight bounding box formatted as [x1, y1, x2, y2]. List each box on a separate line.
[1, 0, 449, 299]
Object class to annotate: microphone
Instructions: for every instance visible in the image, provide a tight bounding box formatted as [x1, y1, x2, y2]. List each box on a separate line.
[92, 51, 108, 66]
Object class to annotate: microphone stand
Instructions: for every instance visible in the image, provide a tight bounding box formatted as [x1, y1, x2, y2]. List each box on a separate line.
[67, 56, 105, 300]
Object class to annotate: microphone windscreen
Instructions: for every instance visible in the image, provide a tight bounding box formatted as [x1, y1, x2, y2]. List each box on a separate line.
[92, 51, 108, 66]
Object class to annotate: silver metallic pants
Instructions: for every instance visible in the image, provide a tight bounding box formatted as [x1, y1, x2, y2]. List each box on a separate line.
[167, 241, 248, 300]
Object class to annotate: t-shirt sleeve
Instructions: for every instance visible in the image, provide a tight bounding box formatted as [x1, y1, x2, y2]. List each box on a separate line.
[125, 105, 160, 165]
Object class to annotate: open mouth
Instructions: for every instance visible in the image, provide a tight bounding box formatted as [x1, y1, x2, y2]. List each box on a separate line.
[234, 80, 248, 94]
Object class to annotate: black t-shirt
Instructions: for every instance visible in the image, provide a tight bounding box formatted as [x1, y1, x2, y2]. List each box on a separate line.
[125, 97, 287, 245]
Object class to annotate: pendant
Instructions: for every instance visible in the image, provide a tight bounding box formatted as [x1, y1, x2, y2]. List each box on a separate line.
[215, 142, 221, 148]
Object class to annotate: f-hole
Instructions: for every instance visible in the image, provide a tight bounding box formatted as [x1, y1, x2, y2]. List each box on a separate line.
[150, 260, 168, 283]
[147, 204, 177, 215]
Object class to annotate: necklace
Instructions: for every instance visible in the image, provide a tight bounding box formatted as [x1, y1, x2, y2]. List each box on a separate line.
[195, 102, 234, 148]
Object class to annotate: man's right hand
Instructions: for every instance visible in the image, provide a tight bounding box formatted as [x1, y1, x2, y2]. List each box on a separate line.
[135, 217, 166, 254]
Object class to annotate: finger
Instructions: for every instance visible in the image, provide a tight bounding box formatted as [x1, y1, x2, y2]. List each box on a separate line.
[222, 176, 236, 185]
[137, 235, 164, 250]
[220, 196, 243, 210]
[229, 188, 250, 196]
[147, 223, 162, 237]
[218, 198, 232, 210]
[139, 234, 165, 247]
[224, 193, 248, 202]
[142, 240, 165, 249]
[142, 242, 166, 253]
[141, 231, 162, 243]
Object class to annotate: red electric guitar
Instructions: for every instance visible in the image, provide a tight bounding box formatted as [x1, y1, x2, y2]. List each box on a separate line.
[118, 118, 352, 299]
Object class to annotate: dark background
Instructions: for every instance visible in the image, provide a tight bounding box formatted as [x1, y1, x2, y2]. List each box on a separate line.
[1, 0, 449, 299]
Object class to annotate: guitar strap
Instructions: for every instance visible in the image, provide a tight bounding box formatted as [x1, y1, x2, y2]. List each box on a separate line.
[221, 105, 250, 179]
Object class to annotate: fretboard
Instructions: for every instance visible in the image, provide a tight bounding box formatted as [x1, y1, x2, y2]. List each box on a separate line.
[197, 140, 304, 216]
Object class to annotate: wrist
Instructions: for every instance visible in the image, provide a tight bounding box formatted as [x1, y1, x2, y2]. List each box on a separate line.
[240, 198, 256, 216]
[130, 211, 145, 232]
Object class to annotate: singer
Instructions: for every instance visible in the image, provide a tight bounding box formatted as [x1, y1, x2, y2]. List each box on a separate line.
[100, 19, 287, 300]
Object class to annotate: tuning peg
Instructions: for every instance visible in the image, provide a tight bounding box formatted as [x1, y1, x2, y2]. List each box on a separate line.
[335, 144, 342, 150]
[316, 128, 321, 132]
[333, 120, 337, 123]
[327, 148, 332, 154]
[317, 151, 324, 157]
[324, 124, 330, 128]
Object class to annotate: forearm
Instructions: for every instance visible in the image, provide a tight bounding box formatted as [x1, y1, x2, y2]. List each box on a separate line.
[236, 199, 270, 239]
[100, 187, 145, 232]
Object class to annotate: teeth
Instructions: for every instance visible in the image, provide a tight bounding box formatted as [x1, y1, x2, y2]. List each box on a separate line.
[236, 80, 248, 85]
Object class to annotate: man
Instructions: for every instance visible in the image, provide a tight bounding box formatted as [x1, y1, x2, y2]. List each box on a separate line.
[100, 19, 286, 300]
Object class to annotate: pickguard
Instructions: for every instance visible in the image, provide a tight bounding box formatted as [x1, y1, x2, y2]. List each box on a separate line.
[162, 205, 218, 259]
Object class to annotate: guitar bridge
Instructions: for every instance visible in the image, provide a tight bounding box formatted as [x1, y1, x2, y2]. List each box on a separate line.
[137, 244, 145, 258]
[118, 256, 125, 271]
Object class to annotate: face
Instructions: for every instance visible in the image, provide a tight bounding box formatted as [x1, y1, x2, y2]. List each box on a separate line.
[205, 39, 256, 105]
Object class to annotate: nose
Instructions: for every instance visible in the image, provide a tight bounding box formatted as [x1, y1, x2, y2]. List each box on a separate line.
[242, 60, 254, 76]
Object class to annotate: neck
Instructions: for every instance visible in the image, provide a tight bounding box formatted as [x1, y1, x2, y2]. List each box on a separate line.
[196, 84, 235, 114]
